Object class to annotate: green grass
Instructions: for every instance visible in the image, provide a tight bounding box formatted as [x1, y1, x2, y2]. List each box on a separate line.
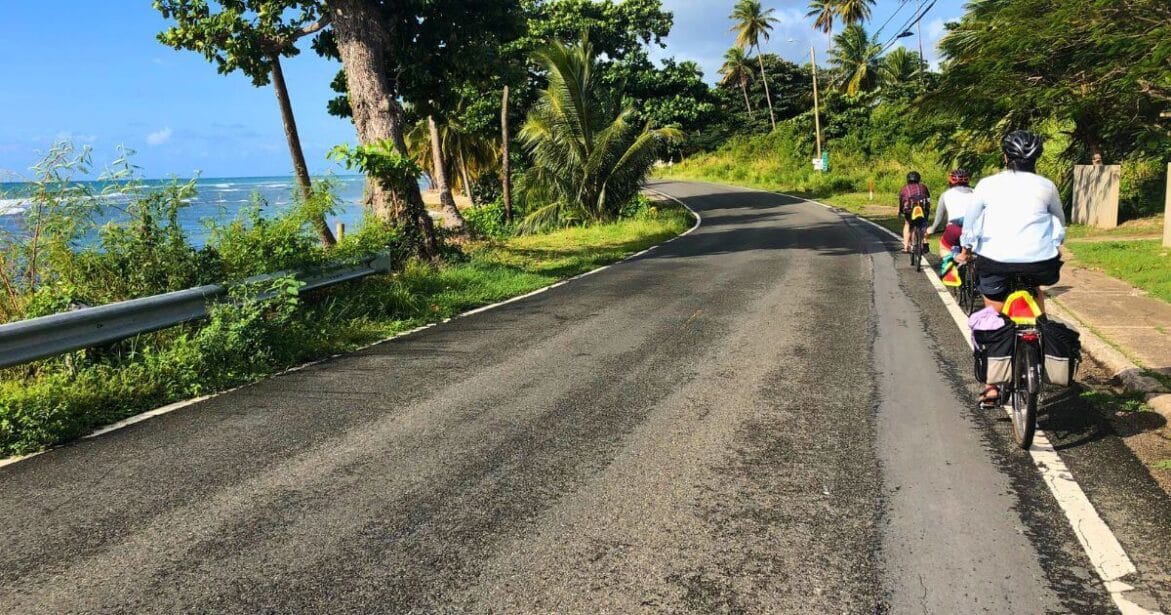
[813, 191, 906, 236]
[1065, 216, 1165, 241]
[1064, 240, 1171, 303]
[0, 205, 693, 457]
[1080, 390, 1153, 414]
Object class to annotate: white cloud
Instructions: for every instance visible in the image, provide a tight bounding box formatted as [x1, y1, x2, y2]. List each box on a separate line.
[54, 131, 97, 144]
[146, 127, 173, 146]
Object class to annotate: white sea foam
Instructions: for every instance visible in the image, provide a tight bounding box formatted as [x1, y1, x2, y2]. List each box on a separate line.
[0, 198, 29, 215]
[212, 183, 232, 188]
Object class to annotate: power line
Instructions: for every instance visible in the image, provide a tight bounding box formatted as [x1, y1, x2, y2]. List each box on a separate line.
[873, 0, 912, 40]
[878, 0, 936, 55]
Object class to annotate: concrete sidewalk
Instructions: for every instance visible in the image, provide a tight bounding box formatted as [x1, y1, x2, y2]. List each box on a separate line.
[1046, 256, 1171, 417]
[1049, 265, 1171, 376]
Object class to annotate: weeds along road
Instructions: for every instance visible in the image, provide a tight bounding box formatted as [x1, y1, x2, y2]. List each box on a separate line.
[1, 181, 1168, 613]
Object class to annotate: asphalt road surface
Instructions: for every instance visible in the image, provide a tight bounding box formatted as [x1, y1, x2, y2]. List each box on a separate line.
[2, 181, 1169, 613]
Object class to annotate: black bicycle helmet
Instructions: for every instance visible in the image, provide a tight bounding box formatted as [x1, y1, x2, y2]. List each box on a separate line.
[906, 171, 921, 183]
[1002, 130, 1044, 162]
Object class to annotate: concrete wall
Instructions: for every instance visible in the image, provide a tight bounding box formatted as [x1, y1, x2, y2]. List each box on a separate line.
[1164, 164, 1171, 248]
[1072, 165, 1120, 229]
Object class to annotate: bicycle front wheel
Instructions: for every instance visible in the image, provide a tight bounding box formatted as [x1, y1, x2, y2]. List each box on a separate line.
[1010, 341, 1040, 449]
[960, 269, 978, 314]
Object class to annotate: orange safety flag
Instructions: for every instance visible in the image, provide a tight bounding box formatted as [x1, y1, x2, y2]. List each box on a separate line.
[1002, 290, 1043, 325]
[941, 262, 962, 287]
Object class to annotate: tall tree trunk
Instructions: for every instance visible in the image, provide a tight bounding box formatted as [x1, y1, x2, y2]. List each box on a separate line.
[756, 47, 776, 130]
[271, 54, 335, 247]
[457, 148, 473, 201]
[428, 116, 466, 232]
[501, 85, 513, 223]
[739, 77, 753, 114]
[329, 0, 437, 258]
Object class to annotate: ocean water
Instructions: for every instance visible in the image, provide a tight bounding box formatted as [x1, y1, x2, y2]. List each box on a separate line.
[0, 175, 374, 246]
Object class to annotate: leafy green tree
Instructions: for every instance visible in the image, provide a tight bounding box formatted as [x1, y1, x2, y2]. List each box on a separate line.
[318, 0, 525, 248]
[720, 47, 756, 115]
[829, 24, 881, 96]
[603, 55, 716, 138]
[730, 0, 779, 130]
[933, 0, 1170, 170]
[518, 0, 673, 61]
[518, 36, 682, 230]
[154, 0, 336, 247]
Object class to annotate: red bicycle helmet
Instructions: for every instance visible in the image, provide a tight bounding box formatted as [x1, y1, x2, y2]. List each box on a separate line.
[948, 168, 971, 186]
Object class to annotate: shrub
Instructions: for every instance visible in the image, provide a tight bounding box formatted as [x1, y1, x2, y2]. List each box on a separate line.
[463, 200, 515, 239]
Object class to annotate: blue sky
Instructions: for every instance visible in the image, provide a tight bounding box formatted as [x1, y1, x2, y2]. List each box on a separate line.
[0, 1, 963, 180]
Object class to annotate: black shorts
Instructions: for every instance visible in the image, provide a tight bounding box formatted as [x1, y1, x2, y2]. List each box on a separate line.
[902, 211, 929, 228]
[974, 256, 1063, 301]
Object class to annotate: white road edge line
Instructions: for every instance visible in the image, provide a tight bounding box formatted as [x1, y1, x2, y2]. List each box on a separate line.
[0, 188, 702, 472]
[786, 191, 1157, 615]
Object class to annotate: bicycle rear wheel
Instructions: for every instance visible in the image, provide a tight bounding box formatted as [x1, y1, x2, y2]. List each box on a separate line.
[911, 228, 923, 271]
[1010, 341, 1040, 449]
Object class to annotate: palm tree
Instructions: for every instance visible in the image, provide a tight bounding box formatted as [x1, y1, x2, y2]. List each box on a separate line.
[880, 46, 922, 86]
[806, 0, 836, 46]
[730, 0, 779, 130]
[519, 36, 682, 230]
[719, 47, 756, 115]
[836, 0, 875, 27]
[829, 24, 882, 95]
[405, 116, 466, 232]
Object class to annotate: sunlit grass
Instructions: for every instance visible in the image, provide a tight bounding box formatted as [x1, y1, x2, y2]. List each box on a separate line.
[1064, 240, 1171, 303]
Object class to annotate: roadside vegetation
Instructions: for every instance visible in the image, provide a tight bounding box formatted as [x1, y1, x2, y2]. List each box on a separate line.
[0, 156, 689, 456]
[1, 0, 706, 456]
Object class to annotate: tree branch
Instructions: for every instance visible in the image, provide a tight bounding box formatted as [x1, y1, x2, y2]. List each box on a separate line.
[297, 14, 331, 39]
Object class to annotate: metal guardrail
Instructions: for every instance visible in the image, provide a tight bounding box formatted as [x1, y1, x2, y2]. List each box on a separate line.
[0, 252, 395, 370]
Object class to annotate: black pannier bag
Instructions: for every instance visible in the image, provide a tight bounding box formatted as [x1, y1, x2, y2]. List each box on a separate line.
[973, 320, 1015, 384]
[1040, 319, 1081, 386]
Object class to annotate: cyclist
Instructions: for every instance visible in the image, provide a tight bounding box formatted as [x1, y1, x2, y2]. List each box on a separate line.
[926, 168, 976, 256]
[959, 130, 1066, 406]
[898, 171, 931, 253]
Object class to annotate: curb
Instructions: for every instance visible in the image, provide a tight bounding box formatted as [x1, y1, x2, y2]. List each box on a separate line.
[1047, 299, 1171, 420]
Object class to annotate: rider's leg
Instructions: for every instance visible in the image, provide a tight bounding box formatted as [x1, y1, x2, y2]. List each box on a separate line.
[902, 220, 911, 251]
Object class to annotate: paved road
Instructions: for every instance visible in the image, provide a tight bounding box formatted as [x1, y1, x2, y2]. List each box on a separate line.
[1, 181, 1166, 613]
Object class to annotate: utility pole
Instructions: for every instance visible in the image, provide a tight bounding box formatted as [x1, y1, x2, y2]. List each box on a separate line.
[811, 46, 823, 173]
[916, 0, 926, 74]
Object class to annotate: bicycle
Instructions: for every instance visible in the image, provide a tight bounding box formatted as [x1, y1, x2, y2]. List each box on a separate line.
[909, 224, 925, 272]
[1001, 276, 1046, 449]
[956, 259, 980, 314]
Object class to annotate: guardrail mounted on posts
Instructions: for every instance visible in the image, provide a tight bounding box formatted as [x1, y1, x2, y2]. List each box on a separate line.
[0, 252, 394, 370]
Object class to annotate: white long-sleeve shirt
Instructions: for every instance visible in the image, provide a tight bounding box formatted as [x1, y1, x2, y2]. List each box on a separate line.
[960, 170, 1066, 263]
[928, 186, 977, 234]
